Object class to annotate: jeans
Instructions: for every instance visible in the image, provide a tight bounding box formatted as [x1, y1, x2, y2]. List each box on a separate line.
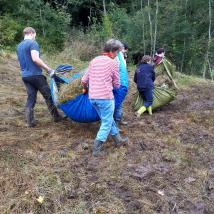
[22, 75, 59, 117]
[139, 88, 154, 107]
[90, 99, 119, 142]
[113, 86, 128, 122]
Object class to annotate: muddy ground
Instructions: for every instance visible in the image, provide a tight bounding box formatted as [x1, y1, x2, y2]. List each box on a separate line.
[0, 56, 214, 214]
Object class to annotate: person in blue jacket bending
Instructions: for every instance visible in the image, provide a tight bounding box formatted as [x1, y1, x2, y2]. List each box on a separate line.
[113, 42, 129, 126]
[134, 55, 155, 117]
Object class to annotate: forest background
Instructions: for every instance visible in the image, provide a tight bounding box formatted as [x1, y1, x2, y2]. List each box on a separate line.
[0, 0, 214, 79]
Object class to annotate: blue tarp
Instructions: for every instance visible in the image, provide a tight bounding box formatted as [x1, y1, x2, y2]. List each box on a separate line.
[51, 73, 99, 123]
[50, 71, 123, 123]
[59, 93, 99, 123]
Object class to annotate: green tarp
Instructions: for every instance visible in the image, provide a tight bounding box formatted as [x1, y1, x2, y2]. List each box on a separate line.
[133, 57, 178, 111]
[133, 86, 177, 111]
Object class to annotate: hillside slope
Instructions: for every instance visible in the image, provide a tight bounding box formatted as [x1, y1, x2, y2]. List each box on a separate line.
[0, 56, 214, 214]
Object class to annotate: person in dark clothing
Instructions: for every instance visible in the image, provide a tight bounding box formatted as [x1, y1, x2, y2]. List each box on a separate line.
[16, 27, 63, 127]
[134, 55, 155, 117]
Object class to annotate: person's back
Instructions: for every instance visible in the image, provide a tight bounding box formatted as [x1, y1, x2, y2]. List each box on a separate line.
[84, 55, 119, 99]
[17, 39, 42, 77]
[117, 51, 128, 88]
[135, 63, 155, 91]
[113, 44, 129, 126]
[134, 55, 155, 117]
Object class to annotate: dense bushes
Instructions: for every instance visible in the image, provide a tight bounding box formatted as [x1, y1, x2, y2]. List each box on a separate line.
[0, 0, 70, 51]
[1, 0, 214, 78]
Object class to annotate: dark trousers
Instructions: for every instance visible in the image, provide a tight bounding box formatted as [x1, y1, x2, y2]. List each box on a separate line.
[22, 75, 59, 117]
[139, 88, 154, 107]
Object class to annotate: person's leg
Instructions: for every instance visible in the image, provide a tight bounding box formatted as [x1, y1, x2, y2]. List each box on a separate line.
[144, 89, 153, 115]
[114, 103, 123, 123]
[136, 91, 147, 116]
[90, 99, 128, 156]
[90, 99, 110, 156]
[96, 99, 127, 147]
[95, 99, 118, 142]
[33, 75, 62, 121]
[22, 77, 38, 127]
[113, 86, 128, 125]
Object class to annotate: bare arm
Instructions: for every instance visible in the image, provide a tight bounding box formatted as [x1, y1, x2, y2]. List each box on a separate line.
[81, 66, 90, 86]
[31, 50, 52, 72]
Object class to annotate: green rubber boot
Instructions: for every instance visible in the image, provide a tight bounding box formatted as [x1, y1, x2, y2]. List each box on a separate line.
[135, 106, 147, 117]
[147, 106, 152, 115]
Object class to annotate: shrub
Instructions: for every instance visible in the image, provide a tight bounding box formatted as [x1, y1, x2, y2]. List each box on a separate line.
[0, 15, 22, 48]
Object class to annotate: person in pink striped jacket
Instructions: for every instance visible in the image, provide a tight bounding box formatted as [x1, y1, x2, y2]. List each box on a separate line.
[81, 39, 128, 156]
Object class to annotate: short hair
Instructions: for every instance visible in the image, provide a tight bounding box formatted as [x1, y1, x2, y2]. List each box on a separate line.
[157, 48, 165, 54]
[103, 39, 123, 53]
[141, 55, 152, 63]
[122, 42, 128, 50]
[23, 27, 36, 36]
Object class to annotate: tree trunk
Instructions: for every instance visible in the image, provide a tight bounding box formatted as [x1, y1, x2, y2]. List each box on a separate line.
[103, 0, 106, 15]
[208, 0, 213, 79]
[181, 0, 188, 73]
[39, 0, 45, 38]
[147, 0, 153, 55]
[153, 0, 159, 56]
[203, 0, 213, 79]
[140, 1, 146, 55]
[142, 12, 146, 55]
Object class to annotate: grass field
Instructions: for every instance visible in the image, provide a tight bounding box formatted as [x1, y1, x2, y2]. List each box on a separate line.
[0, 54, 214, 213]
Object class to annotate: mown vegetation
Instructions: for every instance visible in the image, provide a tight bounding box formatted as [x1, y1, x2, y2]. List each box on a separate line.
[1, 2, 214, 213]
[0, 0, 214, 78]
[0, 55, 214, 213]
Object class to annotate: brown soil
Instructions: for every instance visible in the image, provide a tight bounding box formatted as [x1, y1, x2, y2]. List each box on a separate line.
[0, 57, 214, 214]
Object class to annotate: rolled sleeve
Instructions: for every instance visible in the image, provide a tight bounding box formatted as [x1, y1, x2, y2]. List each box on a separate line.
[30, 41, 40, 52]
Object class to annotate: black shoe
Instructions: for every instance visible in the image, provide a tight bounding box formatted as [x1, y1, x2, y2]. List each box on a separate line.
[25, 108, 36, 128]
[92, 140, 104, 156]
[112, 134, 128, 146]
[116, 120, 128, 126]
[120, 120, 128, 125]
[53, 115, 66, 122]
[27, 122, 36, 128]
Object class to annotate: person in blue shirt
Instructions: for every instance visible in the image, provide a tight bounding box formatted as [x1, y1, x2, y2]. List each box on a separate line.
[16, 27, 63, 127]
[134, 55, 155, 117]
[113, 42, 129, 126]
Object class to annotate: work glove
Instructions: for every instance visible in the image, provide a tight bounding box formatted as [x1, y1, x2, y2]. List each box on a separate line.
[48, 69, 56, 78]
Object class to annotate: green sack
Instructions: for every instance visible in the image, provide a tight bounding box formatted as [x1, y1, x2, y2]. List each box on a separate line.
[133, 86, 177, 111]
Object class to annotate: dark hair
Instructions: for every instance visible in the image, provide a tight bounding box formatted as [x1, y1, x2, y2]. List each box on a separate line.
[103, 39, 123, 53]
[157, 48, 165, 54]
[122, 42, 128, 50]
[23, 27, 36, 35]
[141, 55, 152, 64]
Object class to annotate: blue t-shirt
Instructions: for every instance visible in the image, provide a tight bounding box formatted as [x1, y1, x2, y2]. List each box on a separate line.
[16, 39, 42, 77]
